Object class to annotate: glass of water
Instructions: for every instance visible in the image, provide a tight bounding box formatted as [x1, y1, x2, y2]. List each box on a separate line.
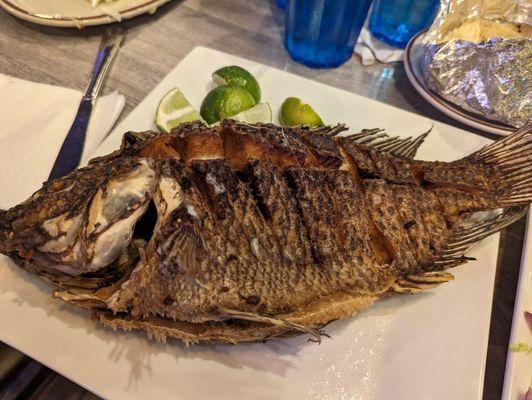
[284, 0, 374, 68]
[369, 0, 439, 48]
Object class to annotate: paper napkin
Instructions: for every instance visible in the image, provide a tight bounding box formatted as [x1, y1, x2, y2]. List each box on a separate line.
[355, 27, 404, 66]
[0, 74, 125, 208]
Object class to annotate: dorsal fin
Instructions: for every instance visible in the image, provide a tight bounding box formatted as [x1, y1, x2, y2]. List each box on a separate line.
[250, 122, 431, 160]
[328, 126, 432, 159]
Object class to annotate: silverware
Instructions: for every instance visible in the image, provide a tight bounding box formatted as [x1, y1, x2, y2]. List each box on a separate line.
[48, 30, 124, 180]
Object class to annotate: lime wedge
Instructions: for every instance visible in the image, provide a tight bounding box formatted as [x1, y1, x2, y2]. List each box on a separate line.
[200, 86, 256, 125]
[279, 97, 324, 127]
[232, 103, 272, 124]
[155, 88, 203, 132]
[213, 66, 261, 103]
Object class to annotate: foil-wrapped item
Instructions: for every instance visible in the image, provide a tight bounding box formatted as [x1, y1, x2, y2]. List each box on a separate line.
[422, 0, 531, 128]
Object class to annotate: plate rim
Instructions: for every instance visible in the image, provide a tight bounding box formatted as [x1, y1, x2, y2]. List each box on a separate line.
[403, 30, 514, 137]
[0, 0, 172, 27]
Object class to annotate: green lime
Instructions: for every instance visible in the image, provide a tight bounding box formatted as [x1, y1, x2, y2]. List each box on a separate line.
[279, 97, 324, 127]
[212, 66, 261, 103]
[155, 88, 204, 132]
[232, 103, 272, 124]
[200, 86, 256, 125]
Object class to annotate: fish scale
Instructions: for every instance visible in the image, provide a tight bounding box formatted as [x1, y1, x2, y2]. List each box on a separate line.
[416, 191, 449, 253]
[1, 120, 530, 344]
[321, 170, 389, 293]
[386, 185, 438, 267]
[248, 161, 314, 267]
[174, 160, 299, 314]
[247, 161, 326, 296]
[365, 181, 421, 272]
[285, 168, 340, 267]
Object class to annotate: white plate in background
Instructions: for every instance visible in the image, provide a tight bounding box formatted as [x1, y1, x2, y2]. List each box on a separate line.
[404, 30, 515, 137]
[0, 0, 171, 27]
[0, 47, 509, 400]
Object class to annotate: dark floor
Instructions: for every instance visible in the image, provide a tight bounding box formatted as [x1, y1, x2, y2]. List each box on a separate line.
[0, 342, 101, 400]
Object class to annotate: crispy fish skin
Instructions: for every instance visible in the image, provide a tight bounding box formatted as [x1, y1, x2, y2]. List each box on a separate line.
[0, 120, 530, 344]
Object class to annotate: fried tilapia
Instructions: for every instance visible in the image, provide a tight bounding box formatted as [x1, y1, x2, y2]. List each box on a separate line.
[0, 120, 530, 344]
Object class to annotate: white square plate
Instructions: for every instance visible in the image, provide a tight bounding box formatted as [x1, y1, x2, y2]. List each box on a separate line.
[0, 47, 500, 400]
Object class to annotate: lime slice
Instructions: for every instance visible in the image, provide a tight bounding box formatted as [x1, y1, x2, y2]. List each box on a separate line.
[200, 86, 256, 125]
[213, 66, 261, 103]
[155, 88, 203, 132]
[279, 97, 324, 127]
[232, 103, 272, 124]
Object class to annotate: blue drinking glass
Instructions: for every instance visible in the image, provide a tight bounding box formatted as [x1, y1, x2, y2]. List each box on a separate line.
[369, 0, 439, 48]
[284, 0, 374, 68]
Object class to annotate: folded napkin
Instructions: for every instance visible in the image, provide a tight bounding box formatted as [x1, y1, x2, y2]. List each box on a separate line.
[0, 74, 125, 209]
[355, 27, 404, 66]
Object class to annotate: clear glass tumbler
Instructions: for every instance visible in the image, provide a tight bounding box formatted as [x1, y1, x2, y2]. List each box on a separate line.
[369, 0, 439, 48]
[284, 0, 374, 68]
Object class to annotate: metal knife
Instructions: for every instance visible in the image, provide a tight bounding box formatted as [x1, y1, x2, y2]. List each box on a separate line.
[48, 30, 123, 181]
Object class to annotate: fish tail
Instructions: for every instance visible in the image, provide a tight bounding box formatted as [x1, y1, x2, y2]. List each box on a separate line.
[467, 122, 532, 207]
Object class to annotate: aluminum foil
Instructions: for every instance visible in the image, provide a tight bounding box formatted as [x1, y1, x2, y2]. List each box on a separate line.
[422, 0, 532, 128]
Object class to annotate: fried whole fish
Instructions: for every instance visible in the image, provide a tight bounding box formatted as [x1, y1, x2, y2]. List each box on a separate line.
[0, 120, 530, 344]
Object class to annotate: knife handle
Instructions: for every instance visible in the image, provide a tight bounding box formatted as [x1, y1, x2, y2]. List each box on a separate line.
[84, 30, 124, 102]
[48, 31, 124, 181]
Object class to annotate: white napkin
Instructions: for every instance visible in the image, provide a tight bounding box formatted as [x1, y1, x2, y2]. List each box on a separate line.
[0, 74, 125, 209]
[355, 27, 404, 66]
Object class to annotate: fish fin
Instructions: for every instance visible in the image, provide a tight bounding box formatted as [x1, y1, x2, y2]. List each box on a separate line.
[237, 122, 349, 137]
[159, 217, 205, 284]
[437, 206, 527, 263]
[307, 123, 349, 137]
[334, 127, 431, 158]
[393, 271, 454, 293]
[218, 308, 329, 343]
[467, 122, 532, 206]
[177, 226, 204, 284]
[407, 271, 455, 283]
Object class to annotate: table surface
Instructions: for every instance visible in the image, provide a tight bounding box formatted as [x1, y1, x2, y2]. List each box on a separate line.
[0, 1, 527, 399]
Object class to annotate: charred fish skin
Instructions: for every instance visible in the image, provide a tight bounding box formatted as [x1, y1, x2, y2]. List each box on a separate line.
[1, 120, 531, 344]
[98, 156, 396, 329]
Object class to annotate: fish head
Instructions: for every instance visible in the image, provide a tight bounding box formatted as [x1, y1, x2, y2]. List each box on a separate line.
[0, 157, 157, 281]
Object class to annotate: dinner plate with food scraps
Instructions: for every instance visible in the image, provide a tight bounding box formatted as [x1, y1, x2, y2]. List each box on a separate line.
[1, 47, 529, 400]
[0, 0, 171, 27]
